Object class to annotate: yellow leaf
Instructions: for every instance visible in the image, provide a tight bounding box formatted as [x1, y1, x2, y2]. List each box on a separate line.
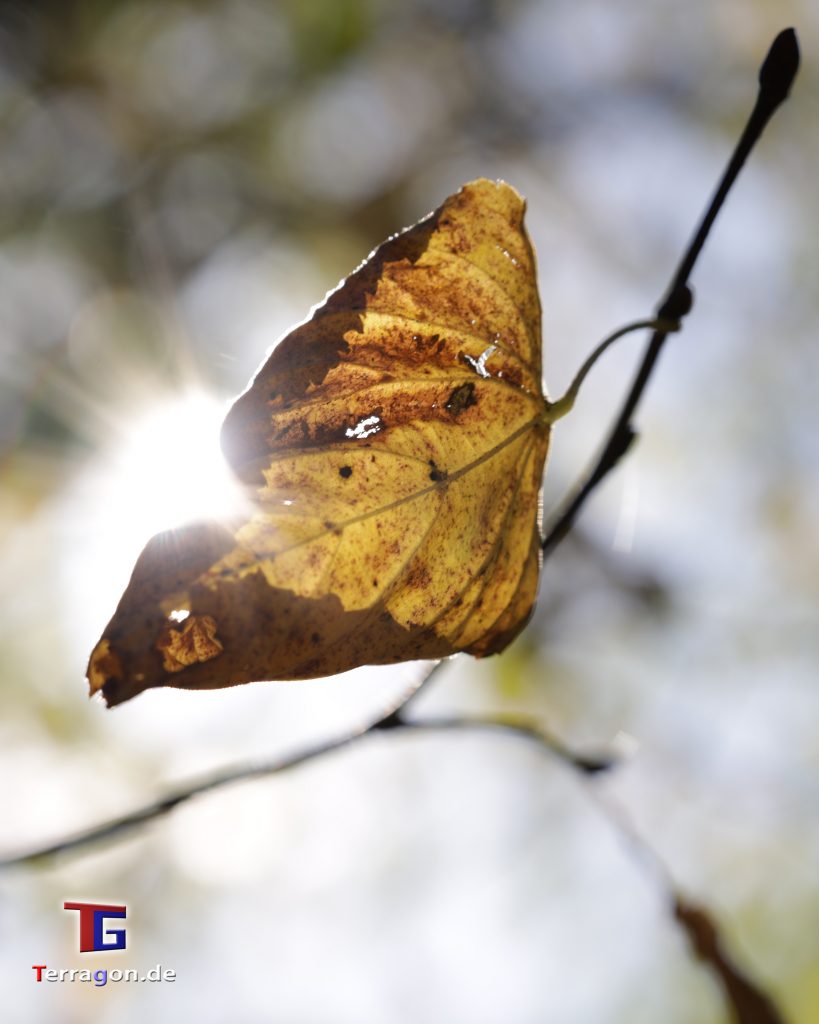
[88, 179, 557, 707]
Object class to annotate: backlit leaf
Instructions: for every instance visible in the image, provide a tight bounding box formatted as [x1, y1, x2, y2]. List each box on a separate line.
[88, 179, 556, 706]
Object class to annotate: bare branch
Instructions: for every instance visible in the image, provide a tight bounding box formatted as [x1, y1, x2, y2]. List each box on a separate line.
[674, 898, 786, 1024]
[395, 714, 613, 773]
[0, 676, 611, 869]
[541, 28, 800, 559]
[0, 686, 786, 1022]
[589, 788, 789, 1024]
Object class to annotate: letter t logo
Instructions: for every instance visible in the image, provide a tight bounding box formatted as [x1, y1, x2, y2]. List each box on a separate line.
[63, 902, 127, 952]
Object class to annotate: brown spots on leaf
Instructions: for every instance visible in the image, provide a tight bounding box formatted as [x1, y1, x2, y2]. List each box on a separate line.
[410, 331, 441, 354]
[493, 362, 524, 389]
[156, 614, 224, 674]
[87, 180, 548, 708]
[405, 562, 432, 591]
[96, 566, 455, 707]
[428, 459, 447, 483]
[445, 381, 477, 415]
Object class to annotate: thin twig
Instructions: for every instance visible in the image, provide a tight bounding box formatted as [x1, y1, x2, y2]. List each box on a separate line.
[372, 658, 447, 726]
[588, 787, 788, 1024]
[395, 715, 613, 773]
[673, 897, 786, 1024]
[2, 705, 786, 1021]
[541, 28, 799, 559]
[0, 688, 612, 869]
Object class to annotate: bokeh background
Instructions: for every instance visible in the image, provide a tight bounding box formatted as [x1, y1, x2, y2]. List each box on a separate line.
[1, 1, 817, 1021]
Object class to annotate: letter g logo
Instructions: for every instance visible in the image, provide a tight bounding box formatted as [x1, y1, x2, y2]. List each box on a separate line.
[63, 902, 127, 952]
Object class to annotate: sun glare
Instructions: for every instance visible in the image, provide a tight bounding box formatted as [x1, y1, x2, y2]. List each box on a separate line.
[108, 390, 247, 541]
[59, 388, 252, 671]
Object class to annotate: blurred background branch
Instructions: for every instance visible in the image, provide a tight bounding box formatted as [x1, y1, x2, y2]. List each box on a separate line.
[0, 660, 787, 1023]
[0, 661, 613, 869]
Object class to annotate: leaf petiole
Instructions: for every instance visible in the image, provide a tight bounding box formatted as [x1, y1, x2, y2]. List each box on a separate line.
[545, 317, 681, 424]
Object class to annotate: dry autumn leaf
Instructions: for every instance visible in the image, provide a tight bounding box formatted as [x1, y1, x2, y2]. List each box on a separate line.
[88, 178, 568, 707]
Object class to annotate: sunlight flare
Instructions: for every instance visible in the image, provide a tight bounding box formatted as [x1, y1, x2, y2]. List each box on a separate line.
[106, 390, 247, 541]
